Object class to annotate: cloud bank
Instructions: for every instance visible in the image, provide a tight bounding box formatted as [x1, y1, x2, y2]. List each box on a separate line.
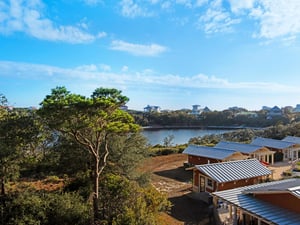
[0, 0, 102, 43]
[0, 60, 298, 94]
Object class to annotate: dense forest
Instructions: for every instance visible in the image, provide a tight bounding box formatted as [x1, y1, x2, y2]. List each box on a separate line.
[1, 88, 300, 225]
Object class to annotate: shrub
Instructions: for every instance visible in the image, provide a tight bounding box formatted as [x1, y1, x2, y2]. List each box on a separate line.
[2, 191, 91, 225]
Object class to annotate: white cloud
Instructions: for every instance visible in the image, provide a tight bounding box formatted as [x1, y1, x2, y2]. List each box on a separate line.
[199, 6, 240, 34]
[110, 40, 167, 56]
[228, 0, 255, 13]
[120, 0, 153, 18]
[99, 64, 111, 71]
[175, 0, 193, 8]
[82, 0, 103, 6]
[0, 0, 101, 43]
[121, 66, 129, 72]
[195, 0, 208, 7]
[97, 31, 107, 38]
[161, 1, 171, 9]
[197, 0, 300, 41]
[1, 60, 299, 95]
[75, 64, 98, 72]
[250, 0, 300, 40]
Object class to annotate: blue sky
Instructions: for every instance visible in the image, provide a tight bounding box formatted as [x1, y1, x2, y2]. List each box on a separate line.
[1, 0, 300, 111]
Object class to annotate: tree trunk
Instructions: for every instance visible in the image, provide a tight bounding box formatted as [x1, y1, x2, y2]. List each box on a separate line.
[93, 157, 100, 223]
[0, 177, 5, 196]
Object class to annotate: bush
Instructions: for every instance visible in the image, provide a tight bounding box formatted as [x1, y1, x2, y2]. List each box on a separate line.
[97, 174, 170, 225]
[2, 191, 91, 225]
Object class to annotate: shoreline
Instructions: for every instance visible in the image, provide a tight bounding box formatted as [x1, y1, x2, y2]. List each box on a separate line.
[142, 125, 250, 130]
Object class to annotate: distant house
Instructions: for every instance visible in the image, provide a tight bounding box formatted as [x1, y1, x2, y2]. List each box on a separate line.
[192, 159, 271, 193]
[251, 137, 300, 162]
[293, 104, 300, 113]
[266, 106, 282, 119]
[262, 106, 271, 111]
[190, 104, 202, 115]
[143, 105, 161, 113]
[119, 105, 128, 111]
[182, 145, 248, 165]
[212, 178, 300, 225]
[202, 106, 211, 113]
[215, 141, 275, 165]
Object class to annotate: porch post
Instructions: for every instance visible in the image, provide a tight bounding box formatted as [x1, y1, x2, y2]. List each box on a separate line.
[233, 206, 238, 225]
[229, 205, 233, 220]
[257, 218, 261, 225]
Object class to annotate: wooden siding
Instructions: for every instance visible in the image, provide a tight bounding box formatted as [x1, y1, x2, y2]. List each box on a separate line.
[188, 155, 221, 165]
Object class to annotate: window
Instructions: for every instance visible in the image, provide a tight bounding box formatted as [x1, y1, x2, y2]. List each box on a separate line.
[206, 178, 213, 189]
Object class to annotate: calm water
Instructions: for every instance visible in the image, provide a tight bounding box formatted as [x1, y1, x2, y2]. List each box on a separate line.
[142, 129, 232, 145]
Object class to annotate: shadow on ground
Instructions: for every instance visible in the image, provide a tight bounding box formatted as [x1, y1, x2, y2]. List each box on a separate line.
[154, 166, 192, 182]
[168, 194, 215, 225]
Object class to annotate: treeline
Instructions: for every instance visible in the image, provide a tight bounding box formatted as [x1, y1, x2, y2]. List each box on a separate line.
[0, 89, 170, 225]
[189, 122, 300, 145]
[148, 121, 300, 156]
[130, 108, 298, 128]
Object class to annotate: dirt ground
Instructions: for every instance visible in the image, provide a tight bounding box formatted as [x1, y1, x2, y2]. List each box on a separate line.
[142, 154, 212, 225]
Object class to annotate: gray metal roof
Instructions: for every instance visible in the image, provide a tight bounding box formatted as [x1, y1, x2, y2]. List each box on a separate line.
[282, 136, 300, 144]
[251, 137, 297, 149]
[195, 159, 271, 183]
[182, 145, 237, 160]
[215, 141, 265, 154]
[212, 179, 300, 225]
[244, 179, 300, 198]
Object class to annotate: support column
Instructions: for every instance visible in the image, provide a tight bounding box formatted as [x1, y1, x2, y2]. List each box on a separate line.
[258, 218, 261, 225]
[233, 206, 238, 225]
[213, 196, 218, 207]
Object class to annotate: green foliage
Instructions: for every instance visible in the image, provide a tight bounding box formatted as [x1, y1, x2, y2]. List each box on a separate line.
[38, 86, 140, 221]
[163, 134, 174, 147]
[130, 108, 292, 128]
[149, 144, 187, 156]
[97, 174, 170, 225]
[0, 108, 47, 195]
[107, 132, 150, 179]
[1, 191, 90, 225]
[41, 135, 90, 177]
[46, 192, 91, 225]
[64, 171, 93, 199]
[91, 88, 129, 105]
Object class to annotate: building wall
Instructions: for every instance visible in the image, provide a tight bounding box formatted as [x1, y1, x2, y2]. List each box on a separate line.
[254, 193, 300, 214]
[188, 155, 221, 165]
[193, 170, 265, 193]
[217, 177, 260, 192]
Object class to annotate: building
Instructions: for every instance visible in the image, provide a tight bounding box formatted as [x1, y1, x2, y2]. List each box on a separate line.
[266, 106, 282, 119]
[182, 145, 248, 166]
[251, 137, 300, 162]
[190, 104, 202, 115]
[143, 105, 161, 113]
[293, 104, 300, 113]
[192, 159, 271, 194]
[202, 106, 211, 113]
[212, 178, 300, 225]
[215, 141, 275, 165]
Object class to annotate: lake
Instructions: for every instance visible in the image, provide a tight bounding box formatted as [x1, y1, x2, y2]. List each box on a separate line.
[142, 128, 233, 145]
